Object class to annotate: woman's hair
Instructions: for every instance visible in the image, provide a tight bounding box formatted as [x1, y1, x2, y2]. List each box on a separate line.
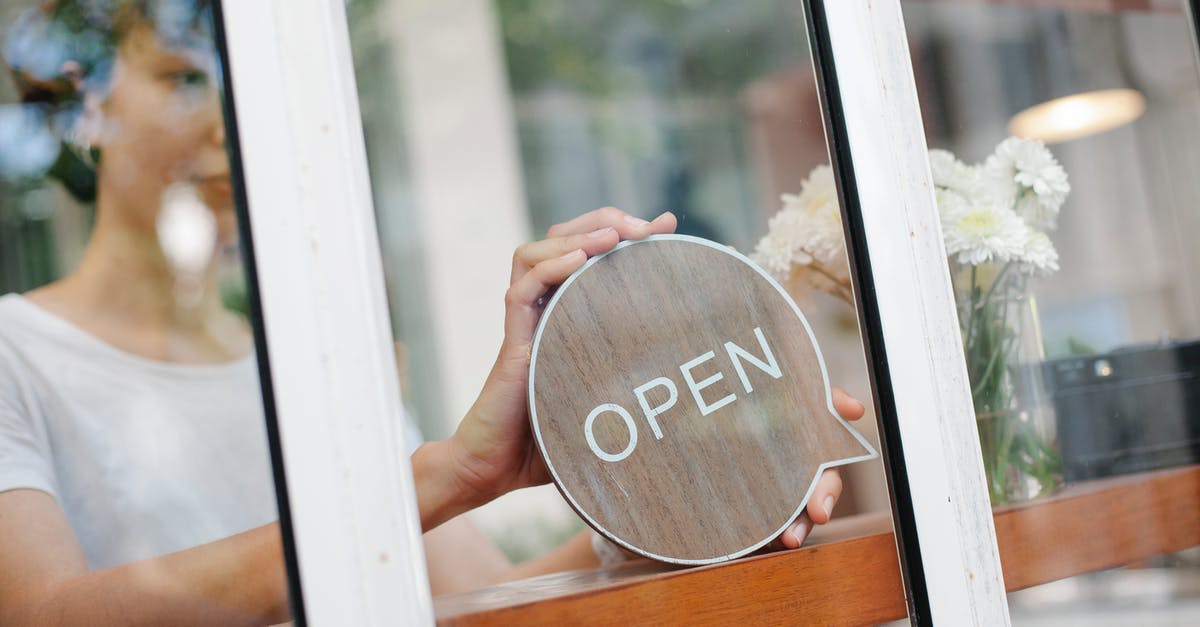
[3, 0, 213, 201]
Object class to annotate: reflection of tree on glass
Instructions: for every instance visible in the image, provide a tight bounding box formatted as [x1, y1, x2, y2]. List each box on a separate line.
[0, 2, 869, 624]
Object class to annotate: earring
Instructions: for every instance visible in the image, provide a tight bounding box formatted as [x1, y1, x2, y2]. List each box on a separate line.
[66, 95, 105, 170]
[65, 125, 99, 170]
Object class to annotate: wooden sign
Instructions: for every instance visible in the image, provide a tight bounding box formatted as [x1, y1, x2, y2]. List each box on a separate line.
[529, 235, 877, 565]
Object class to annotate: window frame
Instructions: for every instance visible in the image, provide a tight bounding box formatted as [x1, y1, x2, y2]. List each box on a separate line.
[214, 0, 1010, 624]
[215, 0, 432, 624]
[807, 2, 1009, 623]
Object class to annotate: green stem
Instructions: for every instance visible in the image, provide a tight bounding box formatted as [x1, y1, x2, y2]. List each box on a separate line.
[980, 262, 1013, 306]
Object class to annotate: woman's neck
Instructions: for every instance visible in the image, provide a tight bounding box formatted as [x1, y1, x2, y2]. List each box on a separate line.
[26, 192, 252, 364]
[73, 219, 188, 324]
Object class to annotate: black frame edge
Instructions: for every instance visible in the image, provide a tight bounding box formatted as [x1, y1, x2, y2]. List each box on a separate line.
[210, 2, 308, 624]
[803, 1, 934, 623]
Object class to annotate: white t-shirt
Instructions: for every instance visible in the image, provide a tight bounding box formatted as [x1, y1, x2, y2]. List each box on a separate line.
[0, 294, 280, 570]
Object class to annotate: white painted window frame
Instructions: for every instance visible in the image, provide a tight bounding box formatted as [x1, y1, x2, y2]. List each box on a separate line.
[216, 0, 432, 625]
[215, 0, 1009, 625]
[808, 1, 1009, 624]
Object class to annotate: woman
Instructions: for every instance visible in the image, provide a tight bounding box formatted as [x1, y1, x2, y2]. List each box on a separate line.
[0, 2, 864, 625]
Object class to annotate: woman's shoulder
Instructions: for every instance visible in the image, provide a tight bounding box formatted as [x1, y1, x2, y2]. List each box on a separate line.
[0, 294, 64, 361]
[0, 296, 41, 411]
[0, 293, 47, 334]
[0, 294, 38, 360]
[0, 293, 103, 402]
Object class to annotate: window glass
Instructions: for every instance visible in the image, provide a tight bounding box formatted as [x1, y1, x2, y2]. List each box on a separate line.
[350, 0, 903, 611]
[901, 0, 1200, 620]
[0, 0, 287, 622]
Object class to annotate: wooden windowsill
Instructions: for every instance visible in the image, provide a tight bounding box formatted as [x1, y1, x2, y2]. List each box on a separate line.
[435, 465, 1200, 625]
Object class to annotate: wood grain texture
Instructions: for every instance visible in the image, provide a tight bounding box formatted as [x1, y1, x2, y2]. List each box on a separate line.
[996, 466, 1200, 591]
[436, 466, 1200, 626]
[437, 532, 905, 627]
[530, 236, 874, 564]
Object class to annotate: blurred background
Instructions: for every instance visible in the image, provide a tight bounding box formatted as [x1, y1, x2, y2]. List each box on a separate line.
[2, 0, 1197, 619]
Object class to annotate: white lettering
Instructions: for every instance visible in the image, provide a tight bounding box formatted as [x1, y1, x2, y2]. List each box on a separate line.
[584, 403, 639, 462]
[679, 351, 736, 416]
[633, 377, 678, 440]
[725, 327, 783, 394]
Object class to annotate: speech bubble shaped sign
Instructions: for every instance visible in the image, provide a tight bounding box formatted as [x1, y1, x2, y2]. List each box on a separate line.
[529, 235, 878, 565]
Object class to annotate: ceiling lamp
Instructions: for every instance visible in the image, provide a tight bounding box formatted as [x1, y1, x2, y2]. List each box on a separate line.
[1008, 88, 1146, 144]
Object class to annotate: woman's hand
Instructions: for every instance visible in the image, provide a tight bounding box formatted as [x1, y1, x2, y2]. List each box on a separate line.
[414, 208, 677, 529]
[775, 387, 867, 549]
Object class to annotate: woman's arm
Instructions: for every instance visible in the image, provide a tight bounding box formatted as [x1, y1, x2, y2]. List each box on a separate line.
[412, 209, 679, 533]
[411, 208, 679, 595]
[0, 489, 289, 627]
[422, 518, 601, 596]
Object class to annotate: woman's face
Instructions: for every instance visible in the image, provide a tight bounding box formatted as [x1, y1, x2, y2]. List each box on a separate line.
[91, 21, 234, 244]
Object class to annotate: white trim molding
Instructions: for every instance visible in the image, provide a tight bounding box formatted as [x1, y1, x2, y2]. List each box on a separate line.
[219, 1, 432, 624]
[813, 0, 1010, 624]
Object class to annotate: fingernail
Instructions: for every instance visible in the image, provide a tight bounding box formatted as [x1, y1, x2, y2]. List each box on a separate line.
[792, 519, 811, 545]
[823, 496, 835, 517]
[587, 227, 614, 238]
[855, 398, 866, 413]
[623, 215, 649, 227]
[560, 248, 583, 259]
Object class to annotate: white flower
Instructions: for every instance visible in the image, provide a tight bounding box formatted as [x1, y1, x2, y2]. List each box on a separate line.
[934, 186, 972, 218]
[750, 164, 846, 280]
[1014, 227, 1060, 276]
[939, 196, 1028, 267]
[755, 139, 1069, 291]
[752, 210, 811, 278]
[790, 166, 844, 259]
[929, 149, 980, 196]
[983, 137, 1070, 231]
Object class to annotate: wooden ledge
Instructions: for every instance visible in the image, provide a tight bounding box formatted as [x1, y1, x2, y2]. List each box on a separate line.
[435, 466, 1200, 626]
[995, 465, 1200, 590]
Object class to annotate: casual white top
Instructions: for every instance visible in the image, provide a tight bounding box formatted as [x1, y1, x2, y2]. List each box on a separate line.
[0, 293, 281, 570]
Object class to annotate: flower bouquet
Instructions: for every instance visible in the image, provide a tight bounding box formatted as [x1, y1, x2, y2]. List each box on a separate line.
[752, 137, 1069, 505]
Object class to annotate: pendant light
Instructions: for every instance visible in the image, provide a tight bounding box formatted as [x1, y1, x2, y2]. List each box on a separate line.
[1005, 13, 1146, 144]
[1009, 88, 1145, 144]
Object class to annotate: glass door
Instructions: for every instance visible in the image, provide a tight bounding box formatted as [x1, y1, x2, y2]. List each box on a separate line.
[343, 0, 960, 623]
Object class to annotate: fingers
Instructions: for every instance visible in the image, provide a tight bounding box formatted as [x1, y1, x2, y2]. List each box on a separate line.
[503, 249, 589, 344]
[780, 512, 813, 549]
[831, 386, 866, 422]
[790, 389, 859, 540]
[495, 208, 677, 380]
[805, 468, 843, 525]
[777, 470, 844, 551]
[547, 207, 671, 239]
[647, 210, 678, 234]
[511, 227, 620, 285]
[543, 207, 676, 241]
[513, 209, 677, 284]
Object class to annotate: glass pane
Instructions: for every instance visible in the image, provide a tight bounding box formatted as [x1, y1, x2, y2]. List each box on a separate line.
[0, 1, 288, 622]
[900, 0, 1200, 620]
[350, 0, 904, 617]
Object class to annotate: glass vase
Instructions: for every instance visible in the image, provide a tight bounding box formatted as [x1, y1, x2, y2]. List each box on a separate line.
[954, 262, 1063, 506]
